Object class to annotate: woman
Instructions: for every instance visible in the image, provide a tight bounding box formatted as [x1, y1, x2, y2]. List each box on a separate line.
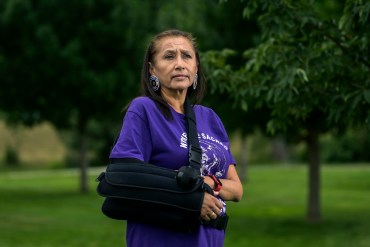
[110, 29, 243, 247]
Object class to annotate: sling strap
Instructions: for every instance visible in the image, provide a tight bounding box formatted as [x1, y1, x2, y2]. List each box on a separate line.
[184, 98, 229, 230]
[184, 97, 202, 172]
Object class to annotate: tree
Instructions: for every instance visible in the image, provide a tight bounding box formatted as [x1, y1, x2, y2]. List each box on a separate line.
[0, 0, 152, 192]
[204, 0, 370, 221]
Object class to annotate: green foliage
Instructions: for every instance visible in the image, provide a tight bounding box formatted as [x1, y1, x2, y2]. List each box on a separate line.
[0, 0, 153, 127]
[203, 0, 370, 134]
[320, 127, 370, 163]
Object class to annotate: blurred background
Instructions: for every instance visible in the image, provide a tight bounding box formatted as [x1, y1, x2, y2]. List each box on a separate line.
[0, 0, 369, 246]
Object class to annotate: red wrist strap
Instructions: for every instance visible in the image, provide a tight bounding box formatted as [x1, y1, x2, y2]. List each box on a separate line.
[208, 175, 222, 192]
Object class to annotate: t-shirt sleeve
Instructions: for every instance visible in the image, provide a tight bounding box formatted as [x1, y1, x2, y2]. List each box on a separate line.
[109, 110, 152, 162]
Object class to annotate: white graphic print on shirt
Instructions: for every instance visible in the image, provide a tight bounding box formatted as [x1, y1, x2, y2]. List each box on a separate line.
[179, 132, 228, 177]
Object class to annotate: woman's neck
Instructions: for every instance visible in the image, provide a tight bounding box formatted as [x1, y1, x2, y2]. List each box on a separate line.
[161, 90, 186, 114]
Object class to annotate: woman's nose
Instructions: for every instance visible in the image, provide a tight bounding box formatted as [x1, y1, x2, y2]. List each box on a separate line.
[175, 56, 185, 69]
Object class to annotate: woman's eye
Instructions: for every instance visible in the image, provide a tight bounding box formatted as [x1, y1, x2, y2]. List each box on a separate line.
[164, 54, 174, 59]
[183, 54, 192, 59]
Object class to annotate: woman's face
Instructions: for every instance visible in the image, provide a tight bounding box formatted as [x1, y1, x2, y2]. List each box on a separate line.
[150, 36, 198, 96]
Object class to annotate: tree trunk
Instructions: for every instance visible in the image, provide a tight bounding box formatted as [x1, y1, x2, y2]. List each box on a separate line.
[270, 135, 289, 162]
[305, 129, 321, 222]
[238, 136, 248, 183]
[78, 116, 89, 194]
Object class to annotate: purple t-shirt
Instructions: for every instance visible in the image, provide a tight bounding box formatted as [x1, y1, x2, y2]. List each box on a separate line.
[110, 96, 236, 247]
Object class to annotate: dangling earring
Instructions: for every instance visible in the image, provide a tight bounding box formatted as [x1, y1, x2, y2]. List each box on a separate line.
[150, 75, 160, 91]
[193, 74, 198, 90]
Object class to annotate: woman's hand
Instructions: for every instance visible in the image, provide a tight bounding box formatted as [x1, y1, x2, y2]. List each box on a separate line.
[200, 165, 243, 221]
[200, 192, 223, 221]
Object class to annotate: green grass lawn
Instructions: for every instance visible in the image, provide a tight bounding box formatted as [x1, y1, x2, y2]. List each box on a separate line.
[0, 165, 369, 247]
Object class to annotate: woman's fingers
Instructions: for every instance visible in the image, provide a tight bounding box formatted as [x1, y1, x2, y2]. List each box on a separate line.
[201, 193, 224, 221]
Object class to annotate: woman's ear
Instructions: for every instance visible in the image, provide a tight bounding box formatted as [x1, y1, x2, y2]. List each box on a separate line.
[149, 62, 154, 74]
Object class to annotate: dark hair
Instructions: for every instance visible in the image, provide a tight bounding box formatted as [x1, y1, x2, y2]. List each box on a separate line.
[140, 29, 206, 119]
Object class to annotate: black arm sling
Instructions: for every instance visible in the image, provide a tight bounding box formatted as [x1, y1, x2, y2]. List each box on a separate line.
[96, 98, 228, 231]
